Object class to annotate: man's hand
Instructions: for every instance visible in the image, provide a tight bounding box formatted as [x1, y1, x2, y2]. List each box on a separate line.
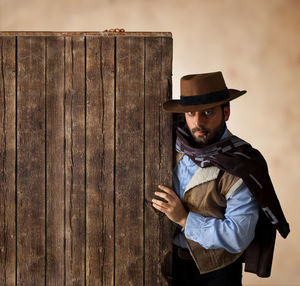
[152, 185, 188, 228]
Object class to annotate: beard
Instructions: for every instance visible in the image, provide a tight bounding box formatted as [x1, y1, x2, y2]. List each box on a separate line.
[189, 118, 226, 147]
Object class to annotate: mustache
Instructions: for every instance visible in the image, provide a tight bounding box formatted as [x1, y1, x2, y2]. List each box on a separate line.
[191, 127, 208, 133]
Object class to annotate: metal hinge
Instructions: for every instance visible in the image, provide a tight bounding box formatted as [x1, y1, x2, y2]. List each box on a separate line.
[103, 28, 125, 33]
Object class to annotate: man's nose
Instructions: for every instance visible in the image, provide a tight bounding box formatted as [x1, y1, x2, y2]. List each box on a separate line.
[193, 112, 203, 127]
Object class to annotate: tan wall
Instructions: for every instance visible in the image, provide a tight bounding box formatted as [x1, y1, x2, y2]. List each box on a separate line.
[1, 0, 299, 285]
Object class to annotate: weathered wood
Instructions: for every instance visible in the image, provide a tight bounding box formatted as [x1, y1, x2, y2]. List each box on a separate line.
[64, 36, 86, 285]
[144, 37, 174, 286]
[0, 33, 173, 285]
[115, 37, 145, 286]
[17, 36, 46, 285]
[86, 36, 115, 286]
[156, 38, 174, 285]
[0, 36, 16, 286]
[45, 36, 65, 285]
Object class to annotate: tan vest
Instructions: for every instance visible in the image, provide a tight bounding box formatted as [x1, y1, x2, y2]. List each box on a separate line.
[176, 152, 244, 274]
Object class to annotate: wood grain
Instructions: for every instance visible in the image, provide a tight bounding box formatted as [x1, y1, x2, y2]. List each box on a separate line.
[64, 36, 86, 286]
[144, 37, 174, 286]
[0, 33, 173, 285]
[115, 36, 145, 286]
[45, 36, 65, 285]
[0, 36, 16, 286]
[17, 36, 46, 285]
[86, 36, 115, 286]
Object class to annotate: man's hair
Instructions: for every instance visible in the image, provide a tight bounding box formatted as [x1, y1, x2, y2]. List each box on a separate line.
[221, 102, 230, 112]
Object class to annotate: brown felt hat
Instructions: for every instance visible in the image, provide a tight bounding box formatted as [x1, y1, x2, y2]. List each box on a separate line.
[163, 71, 246, 113]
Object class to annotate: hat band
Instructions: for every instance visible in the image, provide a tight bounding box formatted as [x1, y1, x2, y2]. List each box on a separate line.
[180, 89, 230, 106]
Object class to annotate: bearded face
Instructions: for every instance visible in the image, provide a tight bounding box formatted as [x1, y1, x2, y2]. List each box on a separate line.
[185, 105, 230, 146]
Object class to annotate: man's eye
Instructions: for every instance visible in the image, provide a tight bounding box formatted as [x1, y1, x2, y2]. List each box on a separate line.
[203, 110, 213, 116]
[187, 111, 194, 116]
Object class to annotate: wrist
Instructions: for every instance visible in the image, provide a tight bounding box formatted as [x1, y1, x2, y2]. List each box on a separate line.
[179, 213, 188, 228]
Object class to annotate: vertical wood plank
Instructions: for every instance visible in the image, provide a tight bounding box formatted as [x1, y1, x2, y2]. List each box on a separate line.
[45, 36, 65, 285]
[0, 36, 16, 286]
[86, 36, 115, 286]
[64, 36, 86, 286]
[156, 37, 174, 284]
[115, 37, 145, 286]
[17, 36, 46, 285]
[144, 37, 174, 286]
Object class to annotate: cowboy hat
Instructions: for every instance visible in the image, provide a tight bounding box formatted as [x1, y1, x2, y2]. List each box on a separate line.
[163, 71, 246, 113]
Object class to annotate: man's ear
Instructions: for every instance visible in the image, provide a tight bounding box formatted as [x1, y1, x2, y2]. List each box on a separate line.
[224, 106, 230, 121]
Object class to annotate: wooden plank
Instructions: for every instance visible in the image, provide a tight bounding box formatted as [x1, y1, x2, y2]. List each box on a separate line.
[64, 36, 86, 286]
[45, 36, 65, 285]
[115, 37, 145, 286]
[0, 36, 16, 286]
[144, 37, 174, 286]
[86, 36, 115, 285]
[156, 37, 174, 285]
[17, 36, 46, 285]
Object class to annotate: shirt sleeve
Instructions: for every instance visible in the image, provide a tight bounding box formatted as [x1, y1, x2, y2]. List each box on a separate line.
[184, 182, 259, 253]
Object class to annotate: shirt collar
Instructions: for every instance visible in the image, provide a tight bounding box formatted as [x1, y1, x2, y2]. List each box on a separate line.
[220, 125, 228, 140]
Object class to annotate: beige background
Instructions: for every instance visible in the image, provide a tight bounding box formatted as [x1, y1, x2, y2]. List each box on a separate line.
[1, 0, 299, 285]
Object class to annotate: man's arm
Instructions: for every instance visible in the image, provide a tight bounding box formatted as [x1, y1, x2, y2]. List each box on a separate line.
[153, 183, 259, 253]
[185, 183, 259, 253]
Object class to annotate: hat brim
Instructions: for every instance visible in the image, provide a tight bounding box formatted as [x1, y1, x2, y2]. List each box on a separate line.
[163, 89, 246, 113]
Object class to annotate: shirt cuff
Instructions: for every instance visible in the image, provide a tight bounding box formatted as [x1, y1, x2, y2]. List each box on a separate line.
[184, 211, 206, 241]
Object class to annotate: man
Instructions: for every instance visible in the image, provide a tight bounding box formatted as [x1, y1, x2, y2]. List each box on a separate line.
[152, 72, 289, 286]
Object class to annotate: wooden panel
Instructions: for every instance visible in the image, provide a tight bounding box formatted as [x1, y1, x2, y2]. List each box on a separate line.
[64, 36, 86, 285]
[86, 36, 115, 285]
[17, 36, 46, 285]
[0, 36, 16, 286]
[45, 36, 65, 285]
[0, 33, 173, 285]
[115, 37, 145, 286]
[144, 37, 174, 286]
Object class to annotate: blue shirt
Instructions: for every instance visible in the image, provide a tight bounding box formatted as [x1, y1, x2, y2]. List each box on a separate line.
[173, 129, 259, 253]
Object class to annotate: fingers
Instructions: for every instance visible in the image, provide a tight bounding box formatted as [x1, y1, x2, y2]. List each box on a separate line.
[152, 199, 168, 213]
[157, 185, 176, 198]
[152, 194, 188, 227]
[152, 198, 168, 209]
[151, 185, 179, 215]
[154, 191, 173, 202]
[153, 185, 178, 208]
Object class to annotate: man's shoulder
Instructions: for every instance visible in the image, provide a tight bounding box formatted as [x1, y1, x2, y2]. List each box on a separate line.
[174, 152, 185, 167]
